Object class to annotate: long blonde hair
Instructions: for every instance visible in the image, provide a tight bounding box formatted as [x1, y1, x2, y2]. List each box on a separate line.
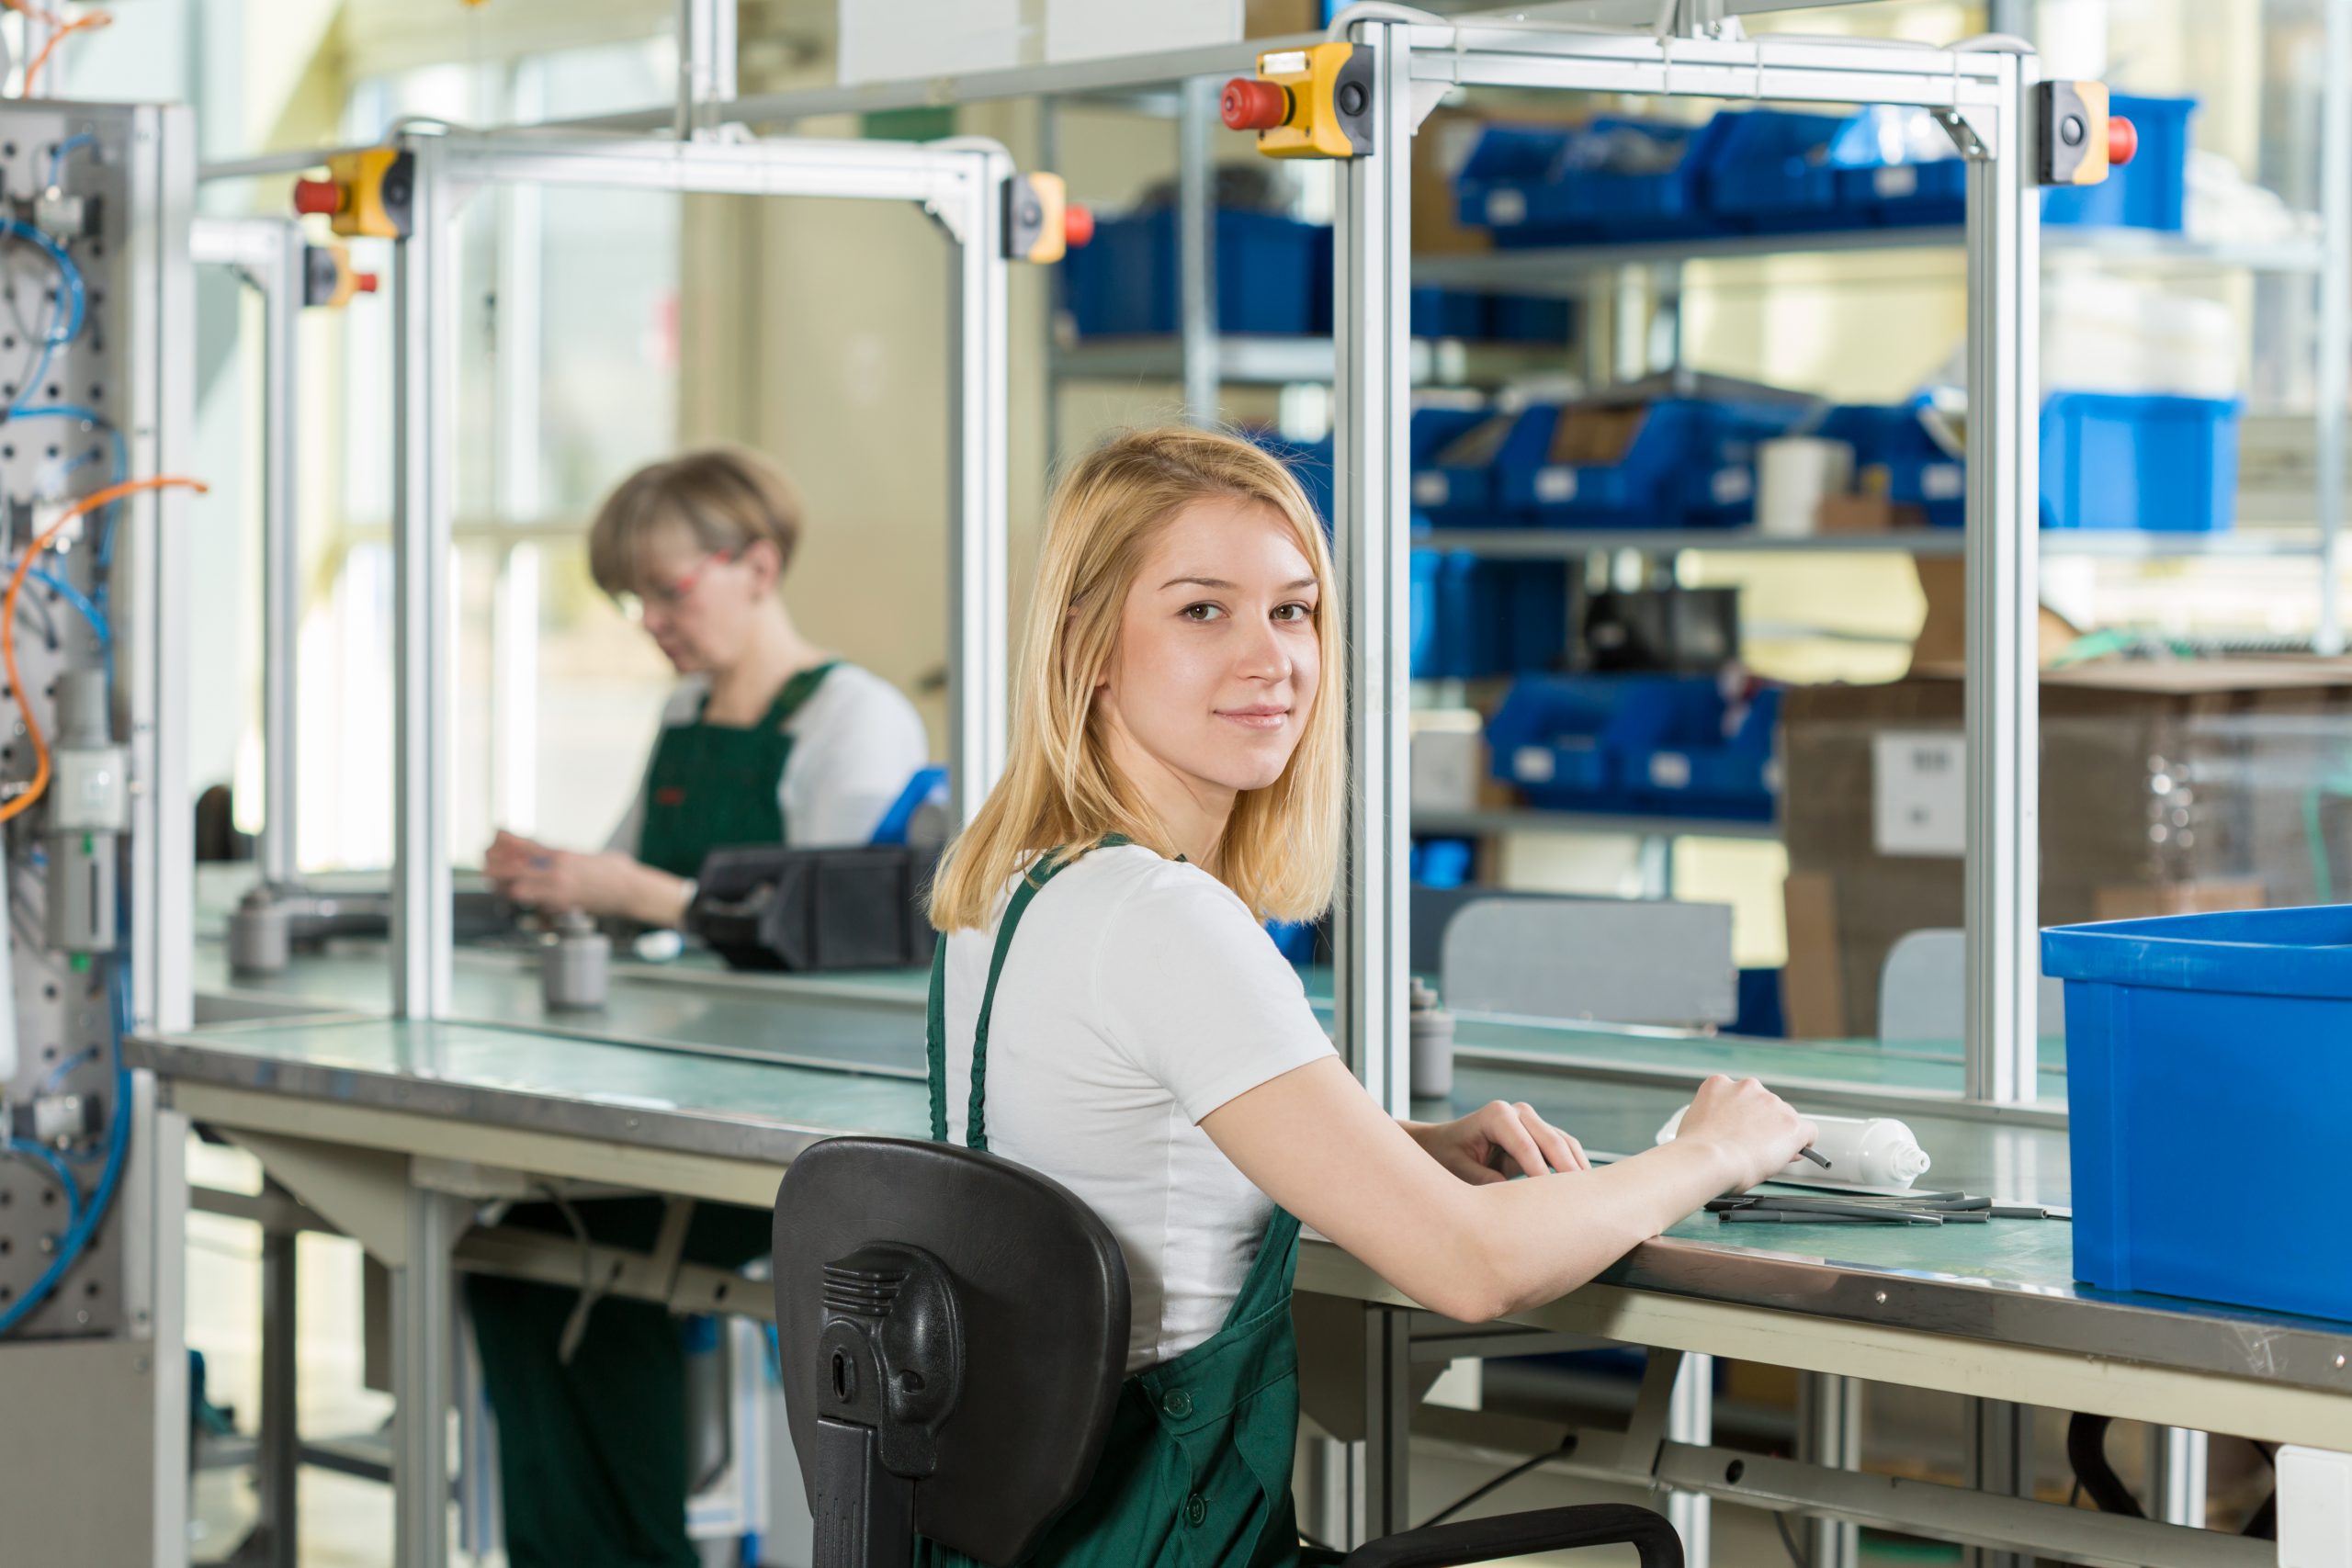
[929, 427, 1343, 931]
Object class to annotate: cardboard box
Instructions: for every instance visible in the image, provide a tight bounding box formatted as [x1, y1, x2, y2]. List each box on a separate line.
[1813, 494, 1917, 535]
[1780, 662, 2352, 1036]
[1246, 0, 1323, 36]
[1411, 728, 1485, 814]
[1413, 109, 1498, 257]
[1908, 556, 2082, 673]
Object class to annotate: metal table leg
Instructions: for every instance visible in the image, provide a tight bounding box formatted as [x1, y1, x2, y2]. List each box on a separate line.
[394, 1189, 463, 1568]
[1800, 1372, 1862, 1568]
[256, 1202, 299, 1568]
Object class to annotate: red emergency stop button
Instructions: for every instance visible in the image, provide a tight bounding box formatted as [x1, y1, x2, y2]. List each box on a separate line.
[1221, 78, 1289, 133]
[293, 177, 343, 217]
[354, 272, 381, 294]
[1063, 203, 1095, 250]
[2107, 115, 2138, 166]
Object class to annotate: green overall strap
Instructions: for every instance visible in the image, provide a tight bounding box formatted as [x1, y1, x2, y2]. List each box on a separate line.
[763, 658, 842, 726]
[926, 835, 1132, 1153]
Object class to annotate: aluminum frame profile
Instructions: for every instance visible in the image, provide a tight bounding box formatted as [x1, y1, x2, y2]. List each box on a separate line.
[187, 216, 306, 890]
[1329, 23, 2038, 1109]
[379, 129, 1013, 1028]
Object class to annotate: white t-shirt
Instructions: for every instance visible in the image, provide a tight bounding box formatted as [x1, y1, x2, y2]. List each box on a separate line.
[939, 844, 1335, 1374]
[606, 663, 930, 855]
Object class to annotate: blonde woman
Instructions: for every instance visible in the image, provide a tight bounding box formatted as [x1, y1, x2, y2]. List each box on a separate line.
[923, 426, 1815, 1564]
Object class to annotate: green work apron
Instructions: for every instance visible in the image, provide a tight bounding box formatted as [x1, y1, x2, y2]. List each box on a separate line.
[922, 840, 1305, 1567]
[635, 659, 841, 879]
[467, 659, 840, 1568]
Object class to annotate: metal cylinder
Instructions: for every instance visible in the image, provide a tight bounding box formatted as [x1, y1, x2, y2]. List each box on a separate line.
[228, 887, 292, 976]
[1408, 978, 1454, 1101]
[542, 912, 609, 1011]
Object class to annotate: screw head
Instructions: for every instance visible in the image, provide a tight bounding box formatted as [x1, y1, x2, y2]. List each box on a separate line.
[1874, 1290, 1888, 1304]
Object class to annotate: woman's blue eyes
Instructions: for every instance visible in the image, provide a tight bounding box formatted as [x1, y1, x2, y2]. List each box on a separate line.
[1182, 602, 1315, 623]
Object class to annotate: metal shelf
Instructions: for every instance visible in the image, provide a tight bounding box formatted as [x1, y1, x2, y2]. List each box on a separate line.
[1413, 526, 2329, 559]
[1411, 225, 2328, 291]
[1053, 333, 1567, 388]
[1413, 807, 1780, 840]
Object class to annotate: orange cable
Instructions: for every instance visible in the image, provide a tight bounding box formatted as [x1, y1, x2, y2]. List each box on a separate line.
[22, 9, 108, 97]
[0, 475, 206, 823]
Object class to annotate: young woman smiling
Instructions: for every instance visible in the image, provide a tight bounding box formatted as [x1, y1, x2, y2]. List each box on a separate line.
[922, 426, 1814, 1565]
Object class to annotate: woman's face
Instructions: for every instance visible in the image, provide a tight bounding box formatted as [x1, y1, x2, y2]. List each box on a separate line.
[627, 528, 775, 674]
[1096, 495, 1322, 803]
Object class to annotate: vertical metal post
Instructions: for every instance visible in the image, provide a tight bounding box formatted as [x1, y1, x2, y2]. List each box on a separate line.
[946, 155, 1012, 824]
[1332, 21, 1414, 1116]
[1966, 1402, 2032, 1568]
[1360, 1304, 1413, 1542]
[127, 106, 198, 1035]
[1179, 76, 1221, 426]
[1667, 1354, 1713, 1568]
[391, 144, 456, 1022]
[1799, 1373, 1862, 1568]
[256, 1213, 300, 1568]
[257, 224, 305, 888]
[675, 0, 739, 141]
[1962, 56, 2040, 1106]
[395, 1188, 461, 1568]
[2153, 1427, 2210, 1529]
[2315, 0, 2350, 655]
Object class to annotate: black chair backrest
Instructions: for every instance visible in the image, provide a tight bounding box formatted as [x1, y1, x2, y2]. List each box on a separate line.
[774, 1136, 1132, 1565]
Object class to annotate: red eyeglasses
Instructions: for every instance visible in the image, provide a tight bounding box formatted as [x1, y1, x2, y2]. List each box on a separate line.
[617, 548, 736, 621]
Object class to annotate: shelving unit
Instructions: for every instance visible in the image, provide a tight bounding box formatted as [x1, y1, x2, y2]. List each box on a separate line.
[1412, 525, 2333, 558]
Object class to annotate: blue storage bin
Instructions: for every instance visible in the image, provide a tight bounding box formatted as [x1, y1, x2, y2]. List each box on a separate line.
[1496, 396, 1807, 528]
[1060, 207, 1326, 336]
[1827, 106, 1969, 226]
[1619, 683, 1781, 820]
[1503, 561, 1568, 673]
[1485, 676, 1649, 807]
[1454, 123, 1579, 236]
[1410, 286, 1490, 340]
[2042, 95, 2195, 232]
[1409, 839, 1476, 889]
[1555, 116, 1736, 242]
[1705, 108, 1863, 231]
[2043, 905, 2352, 1321]
[1817, 400, 1967, 527]
[1488, 294, 1575, 344]
[1412, 406, 1522, 522]
[2041, 391, 2239, 532]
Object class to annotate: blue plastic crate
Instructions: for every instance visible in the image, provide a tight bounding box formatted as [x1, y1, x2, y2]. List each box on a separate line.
[2042, 905, 2352, 1321]
[1619, 683, 1781, 820]
[2040, 391, 2240, 532]
[1485, 675, 1649, 807]
[2042, 95, 2195, 232]
[1410, 286, 1490, 340]
[1455, 118, 1732, 245]
[1495, 397, 1808, 529]
[1817, 400, 1967, 527]
[1488, 294, 1575, 344]
[1060, 208, 1326, 336]
[1826, 106, 1969, 226]
[1454, 123, 1580, 237]
[1412, 406, 1522, 523]
[1705, 108, 1864, 231]
[1503, 561, 1569, 673]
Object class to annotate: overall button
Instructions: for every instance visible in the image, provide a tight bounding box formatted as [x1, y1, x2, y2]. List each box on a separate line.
[1184, 1494, 1207, 1528]
[1162, 1388, 1193, 1418]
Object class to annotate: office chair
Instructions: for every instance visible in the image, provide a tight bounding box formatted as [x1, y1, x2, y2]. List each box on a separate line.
[774, 1136, 1684, 1568]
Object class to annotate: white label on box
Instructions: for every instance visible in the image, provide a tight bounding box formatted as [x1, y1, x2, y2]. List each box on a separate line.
[1711, 467, 1752, 505]
[1411, 730, 1482, 813]
[1486, 188, 1528, 226]
[1534, 466, 1577, 502]
[1413, 471, 1449, 507]
[1872, 730, 1967, 857]
[1648, 752, 1692, 791]
[1513, 745, 1557, 784]
[1873, 164, 1919, 199]
[1922, 462, 1964, 501]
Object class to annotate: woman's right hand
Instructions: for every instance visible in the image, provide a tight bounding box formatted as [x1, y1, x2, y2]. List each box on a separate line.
[1673, 1074, 1816, 1194]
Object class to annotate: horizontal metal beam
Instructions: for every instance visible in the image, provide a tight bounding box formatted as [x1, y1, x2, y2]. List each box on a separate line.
[455, 1224, 772, 1322]
[427, 130, 993, 209]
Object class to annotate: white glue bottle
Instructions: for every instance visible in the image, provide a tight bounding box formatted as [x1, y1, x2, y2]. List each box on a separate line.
[1654, 1106, 1932, 1189]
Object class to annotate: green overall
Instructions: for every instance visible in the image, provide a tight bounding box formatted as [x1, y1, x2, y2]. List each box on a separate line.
[467, 661, 840, 1568]
[922, 841, 1306, 1567]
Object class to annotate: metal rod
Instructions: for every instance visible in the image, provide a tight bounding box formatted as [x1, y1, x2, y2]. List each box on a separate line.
[1178, 75, 1221, 425]
[394, 1190, 459, 1568]
[1800, 1372, 1863, 1568]
[257, 224, 305, 888]
[1966, 1400, 2033, 1568]
[675, 0, 740, 141]
[945, 152, 1012, 822]
[1363, 1303, 1414, 1540]
[1668, 1353, 1714, 1568]
[390, 147, 456, 1021]
[2314, 0, 2350, 655]
[256, 1217, 300, 1568]
[1332, 19, 1415, 1117]
[1962, 54, 2040, 1105]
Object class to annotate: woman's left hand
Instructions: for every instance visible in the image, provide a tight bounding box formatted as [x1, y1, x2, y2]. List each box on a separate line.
[485, 830, 634, 918]
[1410, 1100, 1590, 1183]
